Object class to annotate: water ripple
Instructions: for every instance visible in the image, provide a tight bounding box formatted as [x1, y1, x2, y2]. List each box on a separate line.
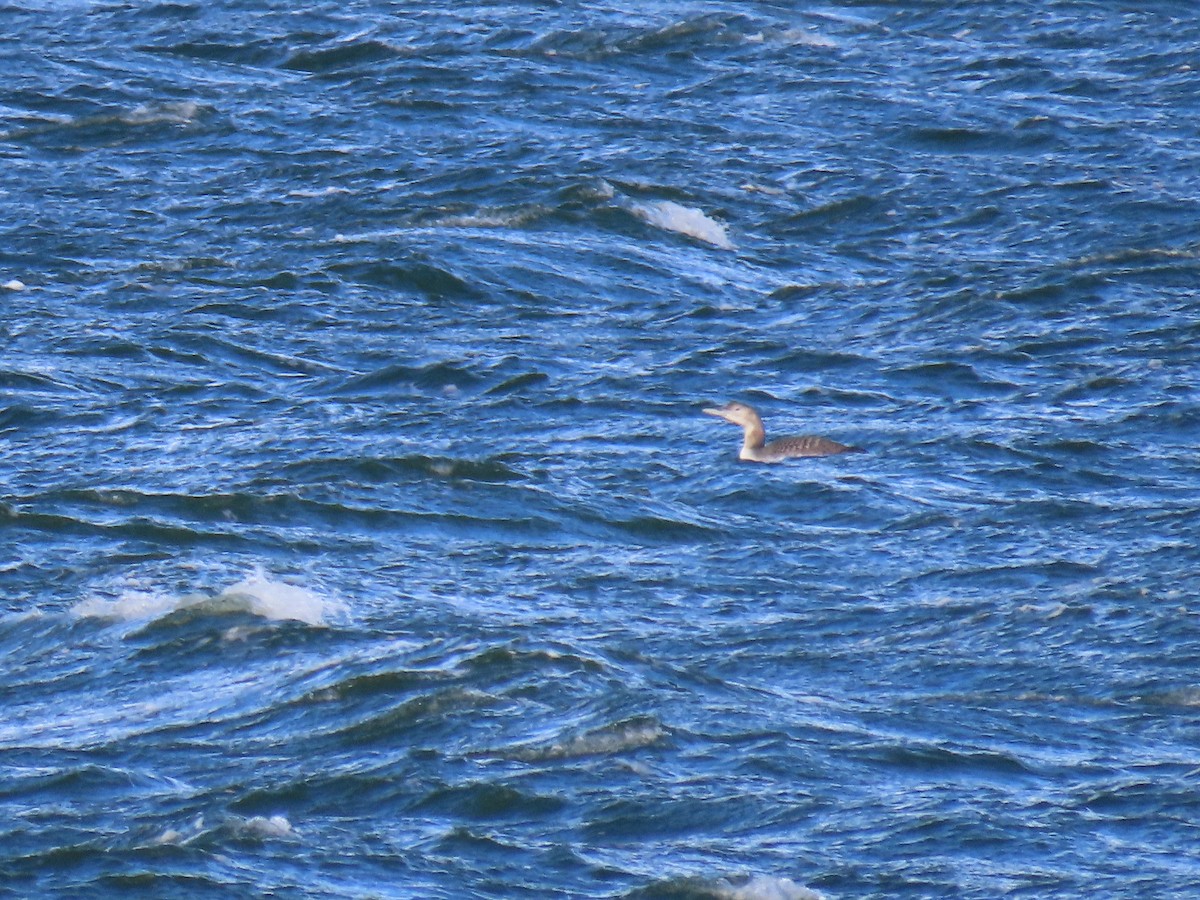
[4, 2, 1200, 897]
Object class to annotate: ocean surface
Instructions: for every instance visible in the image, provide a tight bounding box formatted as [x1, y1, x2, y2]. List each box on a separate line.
[2, 2, 1199, 897]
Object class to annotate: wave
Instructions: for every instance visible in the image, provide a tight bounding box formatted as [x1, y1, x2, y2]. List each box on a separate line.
[0, 100, 207, 144]
[632, 873, 824, 899]
[513, 715, 667, 762]
[279, 453, 524, 485]
[327, 258, 479, 298]
[324, 176, 736, 257]
[631, 199, 735, 250]
[426, 204, 553, 230]
[519, 13, 840, 62]
[71, 568, 346, 627]
[711, 875, 823, 900]
[282, 38, 402, 74]
[118, 100, 204, 126]
[150, 813, 294, 848]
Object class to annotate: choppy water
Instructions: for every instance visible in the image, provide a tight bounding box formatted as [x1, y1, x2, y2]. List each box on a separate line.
[3, 3, 1200, 897]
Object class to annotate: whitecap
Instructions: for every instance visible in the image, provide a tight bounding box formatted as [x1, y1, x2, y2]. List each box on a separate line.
[153, 815, 205, 846]
[713, 874, 824, 900]
[222, 569, 344, 626]
[522, 716, 667, 761]
[238, 814, 294, 839]
[741, 182, 786, 196]
[589, 178, 617, 201]
[72, 568, 346, 627]
[744, 28, 838, 49]
[72, 589, 182, 622]
[287, 186, 353, 198]
[632, 199, 734, 249]
[119, 100, 203, 126]
[2, 279, 25, 291]
[433, 204, 548, 229]
[331, 227, 405, 244]
[778, 28, 840, 49]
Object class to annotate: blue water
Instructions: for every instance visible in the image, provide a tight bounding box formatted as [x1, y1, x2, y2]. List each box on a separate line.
[3, 3, 1200, 897]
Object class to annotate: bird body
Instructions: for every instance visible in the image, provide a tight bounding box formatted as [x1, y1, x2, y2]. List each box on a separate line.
[703, 401, 860, 462]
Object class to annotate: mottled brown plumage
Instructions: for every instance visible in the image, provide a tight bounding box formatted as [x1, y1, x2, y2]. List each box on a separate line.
[703, 401, 861, 463]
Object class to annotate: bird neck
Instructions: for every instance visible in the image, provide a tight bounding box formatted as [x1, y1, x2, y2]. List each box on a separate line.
[740, 420, 766, 451]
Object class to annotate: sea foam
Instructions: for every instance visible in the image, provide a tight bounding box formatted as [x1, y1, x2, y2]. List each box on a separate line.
[237, 814, 295, 839]
[517, 716, 667, 761]
[72, 569, 345, 627]
[713, 874, 824, 900]
[120, 100, 203, 126]
[632, 199, 734, 249]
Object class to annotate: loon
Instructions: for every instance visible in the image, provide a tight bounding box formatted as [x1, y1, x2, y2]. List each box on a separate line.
[703, 401, 861, 463]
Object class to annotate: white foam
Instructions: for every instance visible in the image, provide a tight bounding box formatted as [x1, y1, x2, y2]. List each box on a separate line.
[741, 182, 786, 196]
[714, 875, 824, 900]
[331, 227, 405, 244]
[239, 814, 294, 839]
[536, 717, 666, 760]
[633, 200, 734, 249]
[2, 279, 24, 291]
[223, 570, 343, 626]
[153, 815, 205, 846]
[287, 186, 353, 198]
[72, 589, 182, 622]
[778, 28, 839, 49]
[72, 569, 346, 627]
[120, 100, 202, 126]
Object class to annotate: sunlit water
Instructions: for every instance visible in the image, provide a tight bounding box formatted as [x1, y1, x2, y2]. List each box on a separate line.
[3, 3, 1199, 897]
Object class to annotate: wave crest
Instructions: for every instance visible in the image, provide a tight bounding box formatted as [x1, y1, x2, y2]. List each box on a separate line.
[72, 569, 345, 627]
[633, 200, 735, 249]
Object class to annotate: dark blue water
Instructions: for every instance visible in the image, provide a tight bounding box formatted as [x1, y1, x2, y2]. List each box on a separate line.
[3, 3, 1200, 897]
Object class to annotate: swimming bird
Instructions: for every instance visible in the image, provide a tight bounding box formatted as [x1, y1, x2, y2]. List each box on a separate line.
[703, 401, 861, 462]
